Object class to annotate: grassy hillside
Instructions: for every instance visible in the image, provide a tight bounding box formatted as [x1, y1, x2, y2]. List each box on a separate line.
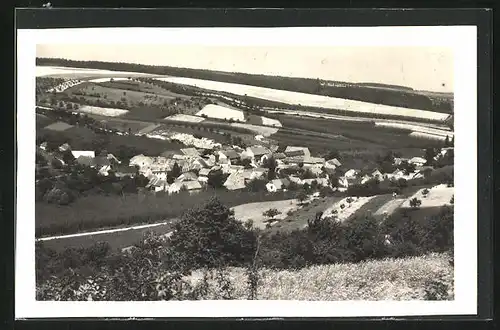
[37, 57, 453, 113]
[185, 252, 454, 300]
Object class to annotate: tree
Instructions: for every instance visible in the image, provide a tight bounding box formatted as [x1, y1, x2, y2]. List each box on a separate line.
[324, 149, 340, 161]
[409, 197, 422, 209]
[300, 169, 315, 180]
[36, 151, 47, 166]
[424, 148, 438, 166]
[396, 178, 408, 189]
[241, 158, 253, 169]
[245, 178, 267, 192]
[207, 169, 226, 189]
[444, 136, 451, 147]
[167, 162, 182, 184]
[263, 208, 281, 222]
[61, 150, 75, 165]
[168, 197, 257, 270]
[400, 161, 416, 175]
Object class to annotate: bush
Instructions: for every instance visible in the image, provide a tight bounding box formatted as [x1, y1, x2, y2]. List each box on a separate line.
[409, 198, 422, 209]
[36, 199, 454, 300]
[169, 197, 257, 269]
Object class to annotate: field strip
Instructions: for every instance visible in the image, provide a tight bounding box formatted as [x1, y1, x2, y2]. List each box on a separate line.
[409, 132, 448, 141]
[264, 108, 451, 131]
[374, 198, 406, 216]
[77, 105, 129, 117]
[196, 104, 245, 121]
[401, 184, 454, 208]
[230, 123, 279, 136]
[375, 122, 453, 138]
[156, 76, 449, 121]
[36, 220, 172, 242]
[321, 196, 376, 221]
[232, 199, 299, 229]
[137, 123, 162, 134]
[166, 114, 206, 123]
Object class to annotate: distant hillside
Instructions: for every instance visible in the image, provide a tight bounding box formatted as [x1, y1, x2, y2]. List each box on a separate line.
[37, 57, 454, 113]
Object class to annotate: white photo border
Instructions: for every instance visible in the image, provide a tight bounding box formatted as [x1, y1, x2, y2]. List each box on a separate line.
[16, 26, 477, 318]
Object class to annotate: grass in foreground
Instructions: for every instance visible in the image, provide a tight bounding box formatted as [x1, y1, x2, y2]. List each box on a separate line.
[186, 252, 454, 300]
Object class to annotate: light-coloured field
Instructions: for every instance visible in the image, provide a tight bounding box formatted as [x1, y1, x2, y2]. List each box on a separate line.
[321, 196, 376, 221]
[87, 77, 129, 83]
[231, 199, 300, 229]
[264, 108, 452, 132]
[77, 105, 129, 117]
[261, 116, 282, 127]
[196, 104, 245, 121]
[230, 123, 279, 137]
[166, 114, 206, 123]
[43, 121, 74, 132]
[186, 252, 454, 300]
[401, 184, 454, 208]
[374, 198, 406, 216]
[157, 77, 450, 121]
[374, 121, 453, 137]
[36, 66, 157, 79]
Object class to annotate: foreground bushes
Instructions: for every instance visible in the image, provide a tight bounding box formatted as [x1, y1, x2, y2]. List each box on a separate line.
[36, 197, 454, 301]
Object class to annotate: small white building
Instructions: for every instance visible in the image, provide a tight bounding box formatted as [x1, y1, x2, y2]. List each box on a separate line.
[408, 157, 427, 167]
[71, 150, 95, 159]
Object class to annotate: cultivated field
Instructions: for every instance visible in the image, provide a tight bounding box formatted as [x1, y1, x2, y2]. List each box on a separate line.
[196, 104, 245, 121]
[157, 77, 450, 121]
[77, 105, 129, 117]
[69, 83, 175, 106]
[409, 132, 448, 141]
[401, 184, 454, 208]
[231, 199, 300, 229]
[36, 66, 158, 79]
[43, 121, 74, 132]
[261, 116, 282, 127]
[230, 123, 279, 137]
[375, 198, 407, 217]
[271, 196, 343, 232]
[136, 124, 162, 135]
[166, 114, 206, 123]
[186, 252, 453, 300]
[321, 196, 377, 221]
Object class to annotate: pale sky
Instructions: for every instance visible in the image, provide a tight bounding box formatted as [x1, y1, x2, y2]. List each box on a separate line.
[37, 44, 453, 93]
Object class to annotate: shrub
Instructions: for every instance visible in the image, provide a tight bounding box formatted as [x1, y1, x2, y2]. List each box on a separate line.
[424, 276, 451, 300]
[263, 208, 281, 221]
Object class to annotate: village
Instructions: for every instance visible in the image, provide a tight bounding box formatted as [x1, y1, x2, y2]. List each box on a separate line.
[36, 123, 454, 198]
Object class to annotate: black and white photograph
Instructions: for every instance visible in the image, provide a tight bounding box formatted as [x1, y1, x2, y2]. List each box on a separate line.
[16, 25, 478, 318]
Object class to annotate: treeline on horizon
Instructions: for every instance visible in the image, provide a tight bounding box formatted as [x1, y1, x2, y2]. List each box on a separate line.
[36, 57, 453, 113]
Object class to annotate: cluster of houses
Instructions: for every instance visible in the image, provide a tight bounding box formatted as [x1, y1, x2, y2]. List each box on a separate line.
[37, 136, 454, 196]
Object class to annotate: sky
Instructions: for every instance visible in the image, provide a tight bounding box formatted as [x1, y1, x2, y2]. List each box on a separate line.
[37, 44, 453, 93]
